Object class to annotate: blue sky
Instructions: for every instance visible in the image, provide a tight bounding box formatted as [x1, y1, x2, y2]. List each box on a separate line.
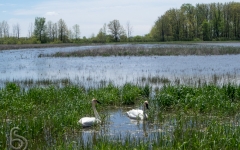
[0, 0, 236, 37]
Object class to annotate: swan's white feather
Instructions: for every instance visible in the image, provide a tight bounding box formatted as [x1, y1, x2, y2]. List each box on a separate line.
[78, 117, 101, 127]
[127, 109, 146, 120]
[78, 99, 101, 127]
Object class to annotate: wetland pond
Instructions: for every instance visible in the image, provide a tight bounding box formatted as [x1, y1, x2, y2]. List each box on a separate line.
[1, 43, 240, 148]
[1, 43, 240, 88]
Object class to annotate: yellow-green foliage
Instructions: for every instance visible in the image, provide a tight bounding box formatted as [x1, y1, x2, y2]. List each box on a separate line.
[155, 84, 240, 115]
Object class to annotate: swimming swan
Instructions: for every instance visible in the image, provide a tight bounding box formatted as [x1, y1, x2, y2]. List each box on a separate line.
[78, 99, 101, 127]
[126, 101, 149, 120]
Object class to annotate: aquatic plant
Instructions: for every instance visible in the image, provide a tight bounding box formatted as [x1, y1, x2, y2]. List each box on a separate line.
[41, 45, 240, 57]
[154, 84, 240, 115]
[1, 82, 240, 149]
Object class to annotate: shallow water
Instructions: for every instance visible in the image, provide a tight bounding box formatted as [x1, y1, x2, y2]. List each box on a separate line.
[65, 106, 175, 147]
[1, 43, 240, 148]
[63, 106, 240, 148]
[1, 43, 240, 88]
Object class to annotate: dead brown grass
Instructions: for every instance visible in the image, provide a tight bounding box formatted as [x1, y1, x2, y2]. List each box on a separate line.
[44, 45, 240, 57]
[0, 43, 80, 50]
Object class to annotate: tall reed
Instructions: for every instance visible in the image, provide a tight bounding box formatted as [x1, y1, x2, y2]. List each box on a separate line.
[1, 82, 240, 149]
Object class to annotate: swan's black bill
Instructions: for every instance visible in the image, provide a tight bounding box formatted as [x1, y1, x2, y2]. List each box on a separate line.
[96, 100, 101, 104]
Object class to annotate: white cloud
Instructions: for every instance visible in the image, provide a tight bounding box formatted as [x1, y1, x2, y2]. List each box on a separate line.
[45, 11, 59, 16]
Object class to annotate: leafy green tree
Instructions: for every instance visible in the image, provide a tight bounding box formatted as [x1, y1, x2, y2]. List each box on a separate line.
[52, 23, 58, 42]
[180, 4, 195, 40]
[195, 4, 210, 39]
[46, 21, 54, 42]
[169, 8, 181, 41]
[202, 20, 210, 41]
[210, 3, 223, 39]
[230, 2, 240, 39]
[58, 19, 68, 42]
[34, 17, 46, 43]
[149, 2, 240, 41]
[96, 23, 107, 43]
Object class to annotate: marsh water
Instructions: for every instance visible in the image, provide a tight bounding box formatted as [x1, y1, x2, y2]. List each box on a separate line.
[1, 43, 240, 88]
[1, 43, 240, 147]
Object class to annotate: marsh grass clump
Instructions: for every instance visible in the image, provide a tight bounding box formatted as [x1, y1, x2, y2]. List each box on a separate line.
[41, 45, 240, 57]
[154, 84, 240, 115]
[147, 76, 171, 84]
[2, 82, 240, 149]
[168, 113, 240, 149]
[0, 82, 150, 149]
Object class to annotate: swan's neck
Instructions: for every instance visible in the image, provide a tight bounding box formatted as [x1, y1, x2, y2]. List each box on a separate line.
[143, 104, 147, 119]
[92, 103, 101, 120]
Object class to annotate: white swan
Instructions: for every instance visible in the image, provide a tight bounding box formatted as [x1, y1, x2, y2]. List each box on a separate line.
[78, 99, 101, 127]
[126, 101, 149, 120]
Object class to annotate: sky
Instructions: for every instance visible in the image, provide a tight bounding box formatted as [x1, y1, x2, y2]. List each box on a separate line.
[0, 0, 237, 38]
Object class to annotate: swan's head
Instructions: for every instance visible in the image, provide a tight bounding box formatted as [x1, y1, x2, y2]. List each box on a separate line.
[144, 101, 149, 109]
[92, 99, 101, 104]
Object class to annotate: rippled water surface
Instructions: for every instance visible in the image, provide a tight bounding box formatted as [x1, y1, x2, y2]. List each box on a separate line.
[1, 43, 240, 88]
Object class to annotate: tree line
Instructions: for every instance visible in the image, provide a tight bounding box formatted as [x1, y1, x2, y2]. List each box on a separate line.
[0, 17, 138, 44]
[0, 1, 239, 44]
[150, 2, 240, 41]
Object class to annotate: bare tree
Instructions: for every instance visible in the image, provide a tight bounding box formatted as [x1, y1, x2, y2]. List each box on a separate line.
[2, 21, 9, 37]
[28, 23, 33, 38]
[12, 24, 16, 38]
[52, 23, 58, 41]
[72, 24, 80, 40]
[68, 28, 73, 40]
[108, 20, 125, 42]
[102, 23, 107, 36]
[0, 22, 2, 38]
[46, 21, 54, 41]
[13, 23, 20, 38]
[16, 23, 20, 38]
[126, 21, 133, 41]
[97, 23, 107, 42]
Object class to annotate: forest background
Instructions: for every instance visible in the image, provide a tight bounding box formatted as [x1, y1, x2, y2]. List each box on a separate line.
[0, 2, 239, 45]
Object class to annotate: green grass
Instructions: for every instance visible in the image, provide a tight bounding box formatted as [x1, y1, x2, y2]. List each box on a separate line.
[0, 82, 148, 149]
[154, 84, 240, 116]
[1, 82, 240, 149]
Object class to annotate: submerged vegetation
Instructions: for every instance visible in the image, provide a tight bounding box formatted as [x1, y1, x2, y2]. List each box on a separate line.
[1, 81, 240, 149]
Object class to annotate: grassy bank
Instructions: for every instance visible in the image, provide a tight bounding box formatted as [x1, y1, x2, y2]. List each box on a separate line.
[1, 82, 240, 149]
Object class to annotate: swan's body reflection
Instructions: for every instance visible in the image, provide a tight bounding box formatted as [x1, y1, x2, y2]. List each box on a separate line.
[128, 118, 149, 137]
